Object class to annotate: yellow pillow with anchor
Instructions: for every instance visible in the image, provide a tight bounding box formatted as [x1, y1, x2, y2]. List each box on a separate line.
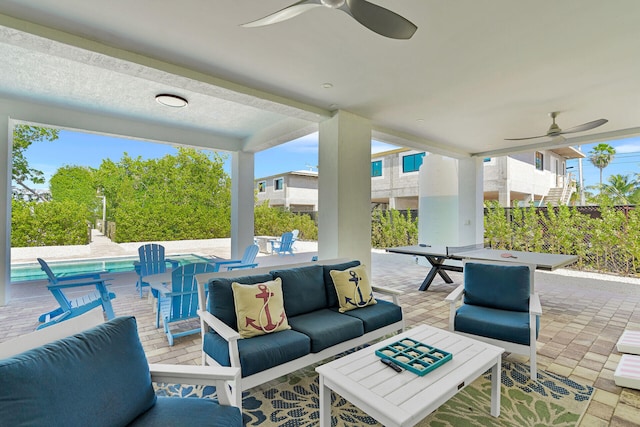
[330, 265, 377, 313]
[232, 278, 291, 338]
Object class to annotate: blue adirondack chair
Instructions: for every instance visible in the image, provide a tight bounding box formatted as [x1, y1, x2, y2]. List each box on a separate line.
[134, 244, 179, 298]
[36, 258, 116, 330]
[270, 232, 294, 256]
[158, 262, 218, 345]
[211, 244, 260, 271]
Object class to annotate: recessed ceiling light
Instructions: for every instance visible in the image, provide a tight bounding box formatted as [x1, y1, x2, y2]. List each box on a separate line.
[416, 119, 425, 123]
[321, 83, 333, 89]
[155, 94, 188, 108]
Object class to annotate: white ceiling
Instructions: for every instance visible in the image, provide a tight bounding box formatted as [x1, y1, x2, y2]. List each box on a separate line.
[1, 0, 640, 157]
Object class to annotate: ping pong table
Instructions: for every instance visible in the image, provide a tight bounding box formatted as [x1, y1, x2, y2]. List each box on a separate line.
[386, 244, 578, 291]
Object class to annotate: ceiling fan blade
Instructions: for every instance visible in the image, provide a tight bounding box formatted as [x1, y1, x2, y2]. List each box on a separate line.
[344, 0, 417, 39]
[558, 118, 608, 135]
[504, 134, 550, 141]
[241, 0, 322, 28]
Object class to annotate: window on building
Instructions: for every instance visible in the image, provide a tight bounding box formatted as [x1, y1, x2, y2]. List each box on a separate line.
[535, 152, 544, 171]
[274, 177, 284, 191]
[402, 152, 425, 173]
[483, 157, 491, 162]
[257, 181, 266, 193]
[371, 160, 382, 177]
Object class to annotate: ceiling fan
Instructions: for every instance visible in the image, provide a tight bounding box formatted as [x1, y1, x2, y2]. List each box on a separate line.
[505, 112, 608, 141]
[241, 0, 418, 40]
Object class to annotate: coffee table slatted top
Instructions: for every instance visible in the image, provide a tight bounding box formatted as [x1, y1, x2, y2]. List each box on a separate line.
[317, 325, 504, 426]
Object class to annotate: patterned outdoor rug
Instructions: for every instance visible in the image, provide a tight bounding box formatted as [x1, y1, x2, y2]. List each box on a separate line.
[155, 360, 593, 426]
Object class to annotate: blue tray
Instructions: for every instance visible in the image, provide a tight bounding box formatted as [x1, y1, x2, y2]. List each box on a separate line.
[375, 337, 452, 376]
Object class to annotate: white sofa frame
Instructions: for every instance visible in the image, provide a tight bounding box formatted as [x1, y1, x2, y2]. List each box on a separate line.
[0, 308, 242, 408]
[196, 258, 405, 392]
[444, 259, 540, 379]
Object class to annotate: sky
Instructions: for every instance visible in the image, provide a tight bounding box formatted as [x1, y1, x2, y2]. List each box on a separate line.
[20, 129, 640, 191]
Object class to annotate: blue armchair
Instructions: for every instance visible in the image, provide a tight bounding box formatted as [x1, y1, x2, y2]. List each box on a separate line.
[445, 260, 540, 379]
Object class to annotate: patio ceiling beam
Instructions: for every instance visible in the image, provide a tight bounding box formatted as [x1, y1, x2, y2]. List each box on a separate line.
[242, 118, 319, 153]
[372, 126, 471, 159]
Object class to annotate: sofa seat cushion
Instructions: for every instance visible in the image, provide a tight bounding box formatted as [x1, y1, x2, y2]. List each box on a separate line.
[288, 309, 364, 353]
[271, 265, 327, 317]
[455, 305, 539, 346]
[203, 329, 311, 377]
[337, 300, 403, 333]
[0, 316, 156, 427]
[208, 273, 274, 329]
[128, 396, 242, 427]
[323, 260, 361, 307]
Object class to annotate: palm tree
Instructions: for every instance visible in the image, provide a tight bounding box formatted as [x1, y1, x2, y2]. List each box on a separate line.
[588, 143, 616, 192]
[600, 174, 638, 204]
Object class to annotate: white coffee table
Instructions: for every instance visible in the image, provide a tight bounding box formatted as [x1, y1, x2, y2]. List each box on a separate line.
[316, 324, 504, 427]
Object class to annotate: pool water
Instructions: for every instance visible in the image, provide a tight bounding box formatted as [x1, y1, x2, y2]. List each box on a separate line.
[11, 254, 211, 283]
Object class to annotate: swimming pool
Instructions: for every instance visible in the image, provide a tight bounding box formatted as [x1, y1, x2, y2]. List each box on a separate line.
[11, 254, 212, 283]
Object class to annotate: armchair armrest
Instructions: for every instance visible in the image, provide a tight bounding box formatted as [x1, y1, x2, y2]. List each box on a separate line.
[444, 284, 465, 332]
[47, 278, 111, 290]
[226, 263, 258, 271]
[149, 364, 241, 408]
[530, 292, 542, 316]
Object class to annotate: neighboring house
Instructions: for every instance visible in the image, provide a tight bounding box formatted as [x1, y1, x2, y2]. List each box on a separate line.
[255, 170, 318, 213]
[255, 147, 585, 210]
[483, 146, 585, 206]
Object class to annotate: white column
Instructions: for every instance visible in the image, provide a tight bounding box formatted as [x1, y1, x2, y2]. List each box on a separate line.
[0, 117, 10, 305]
[318, 111, 372, 267]
[458, 157, 484, 246]
[231, 151, 255, 259]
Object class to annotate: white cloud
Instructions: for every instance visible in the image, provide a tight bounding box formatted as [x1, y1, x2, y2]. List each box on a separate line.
[614, 142, 640, 154]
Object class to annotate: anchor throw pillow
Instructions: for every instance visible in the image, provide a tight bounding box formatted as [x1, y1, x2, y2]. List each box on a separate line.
[330, 265, 377, 313]
[232, 278, 291, 338]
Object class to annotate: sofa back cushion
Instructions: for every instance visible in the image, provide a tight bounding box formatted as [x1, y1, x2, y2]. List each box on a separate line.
[271, 265, 326, 317]
[0, 316, 156, 427]
[323, 260, 361, 307]
[463, 262, 531, 312]
[208, 273, 274, 329]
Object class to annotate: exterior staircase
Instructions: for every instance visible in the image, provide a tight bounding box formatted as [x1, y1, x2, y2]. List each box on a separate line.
[543, 186, 572, 206]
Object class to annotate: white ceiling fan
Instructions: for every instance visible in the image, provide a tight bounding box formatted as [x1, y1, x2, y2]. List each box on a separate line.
[241, 0, 418, 40]
[505, 112, 608, 141]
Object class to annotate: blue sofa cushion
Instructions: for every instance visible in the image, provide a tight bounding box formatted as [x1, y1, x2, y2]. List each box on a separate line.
[0, 316, 156, 427]
[288, 309, 364, 353]
[463, 262, 531, 312]
[208, 273, 274, 329]
[337, 300, 403, 333]
[271, 265, 327, 317]
[455, 304, 539, 346]
[203, 329, 311, 377]
[129, 396, 242, 426]
[323, 260, 361, 307]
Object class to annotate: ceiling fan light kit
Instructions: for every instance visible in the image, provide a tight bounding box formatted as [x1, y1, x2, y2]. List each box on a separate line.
[505, 112, 608, 141]
[241, 0, 417, 40]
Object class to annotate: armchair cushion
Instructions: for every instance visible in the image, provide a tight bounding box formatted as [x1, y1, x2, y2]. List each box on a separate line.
[455, 304, 539, 346]
[232, 278, 290, 338]
[0, 316, 156, 427]
[463, 263, 531, 312]
[208, 273, 274, 329]
[322, 260, 361, 307]
[330, 265, 377, 313]
[129, 396, 242, 427]
[271, 265, 327, 317]
[202, 329, 311, 377]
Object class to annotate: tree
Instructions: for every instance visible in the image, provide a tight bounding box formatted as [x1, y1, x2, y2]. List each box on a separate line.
[599, 174, 638, 205]
[12, 125, 59, 201]
[49, 165, 99, 221]
[588, 143, 616, 191]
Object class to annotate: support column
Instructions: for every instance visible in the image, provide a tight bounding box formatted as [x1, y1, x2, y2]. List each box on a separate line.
[0, 117, 10, 305]
[231, 151, 255, 259]
[318, 111, 372, 267]
[419, 155, 484, 247]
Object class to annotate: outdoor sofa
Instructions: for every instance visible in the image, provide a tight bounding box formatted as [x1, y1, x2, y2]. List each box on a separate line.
[0, 309, 242, 427]
[196, 258, 405, 394]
